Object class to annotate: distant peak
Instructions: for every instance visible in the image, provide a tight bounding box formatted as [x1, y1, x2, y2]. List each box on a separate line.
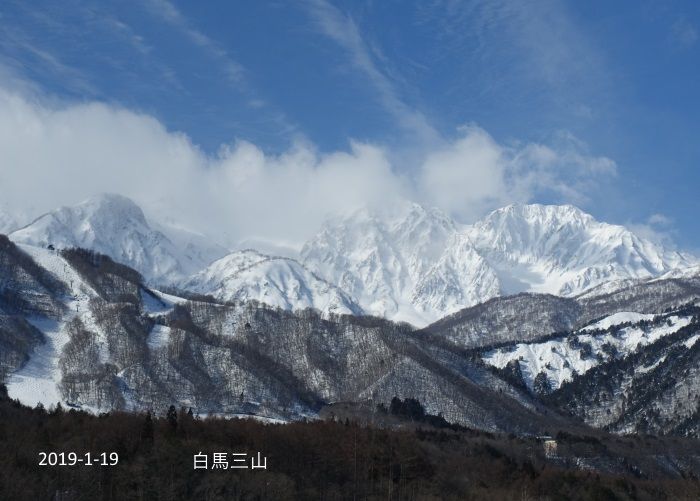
[324, 201, 453, 229]
[77, 193, 147, 223]
[485, 203, 594, 224]
[81, 192, 139, 209]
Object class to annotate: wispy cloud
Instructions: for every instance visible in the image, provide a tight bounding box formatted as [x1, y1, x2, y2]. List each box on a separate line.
[143, 0, 299, 140]
[303, 0, 441, 146]
[84, 9, 184, 91]
[629, 213, 678, 249]
[0, 1, 184, 96]
[671, 17, 698, 48]
[144, 0, 245, 84]
[459, 0, 602, 86]
[414, 0, 608, 117]
[419, 126, 617, 220]
[0, 19, 97, 96]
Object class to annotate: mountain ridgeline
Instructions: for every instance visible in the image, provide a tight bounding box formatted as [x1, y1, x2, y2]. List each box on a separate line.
[8, 194, 697, 327]
[1, 205, 699, 440]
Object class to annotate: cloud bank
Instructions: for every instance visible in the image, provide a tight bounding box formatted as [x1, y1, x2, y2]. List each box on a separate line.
[0, 88, 616, 248]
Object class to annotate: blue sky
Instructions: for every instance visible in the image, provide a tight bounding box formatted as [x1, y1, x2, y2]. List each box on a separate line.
[0, 0, 698, 249]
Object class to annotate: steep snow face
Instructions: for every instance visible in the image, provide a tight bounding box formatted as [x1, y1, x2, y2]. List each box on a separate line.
[483, 312, 694, 391]
[183, 250, 363, 316]
[412, 233, 500, 320]
[465, 204, 696, 296]
[301, 202, 698, 326]
[301, 203, 496, 325]
[9, 194, 225, 285]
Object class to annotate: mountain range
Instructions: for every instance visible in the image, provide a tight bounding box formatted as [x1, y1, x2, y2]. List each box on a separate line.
[6, 194, 697, 327]
[1, 226, 698, 438]
[1, 192, 699, 439]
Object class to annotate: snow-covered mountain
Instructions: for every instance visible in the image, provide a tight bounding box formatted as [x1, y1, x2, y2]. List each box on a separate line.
[2, 225, 699, 437]
[8, 194, 697, 326]
[466, 204, 695, 296]
[8, 194, 226, 285]
[300, 203, 499, 325]
[0, 235, 576, 433]
[301, 203, 697, 326]
[182, 249, 363, 316]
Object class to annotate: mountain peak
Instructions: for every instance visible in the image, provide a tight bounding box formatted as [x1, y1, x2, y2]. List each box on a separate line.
[302, 201, 482, 325]
[486, 203, 595, 226]
[467, 203, 696, 296]
[9, 194, 225, 285]
[8, 194, 698, 327]
[304, 200, 698, 324]
[76, 193, 148, 225]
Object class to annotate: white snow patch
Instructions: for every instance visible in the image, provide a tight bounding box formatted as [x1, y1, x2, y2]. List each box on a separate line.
[6, 316, 69, 408]
[581, 312, 656, 332]
[684, 333, 700, 349]
[483, 315, 693, 391]
[141, 289, 187, 315]
[638, 355, 667, 374]
[147, 325, 172, 350]
[4, 245, 106, 408]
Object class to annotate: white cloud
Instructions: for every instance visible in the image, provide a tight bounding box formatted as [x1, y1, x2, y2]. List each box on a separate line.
[628, 213, 677, 249]
[648, 213, 673, 227]
[419, 126, 616, 220]
[0, 88, 616, 247]
[419, 127, 507, 219]
[0, 88, 405, 246]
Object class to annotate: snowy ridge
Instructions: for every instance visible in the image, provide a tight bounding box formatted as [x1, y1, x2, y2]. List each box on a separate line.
[9, 194, 226, 285]
[580, 312, 656, 332]
[183, 249, 363, 316]
[302, 203, 697, 326]
[301, 203, 499, 325]
[465, 204, 696, 297]
[7, 194, 698, 326]
[655, 264, 700, 281]
[0, 208, 18, 234]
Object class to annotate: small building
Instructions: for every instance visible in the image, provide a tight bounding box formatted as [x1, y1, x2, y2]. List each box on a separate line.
[538, 436, 558, 458]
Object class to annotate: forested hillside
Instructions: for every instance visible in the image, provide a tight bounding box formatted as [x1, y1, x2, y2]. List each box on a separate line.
[1, 389, 699, 500]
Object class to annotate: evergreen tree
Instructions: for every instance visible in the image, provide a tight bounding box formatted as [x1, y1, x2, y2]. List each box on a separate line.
[142, 411, 154, 444]
[534, 372, 552, 396]
[166, 405, 178, 430]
